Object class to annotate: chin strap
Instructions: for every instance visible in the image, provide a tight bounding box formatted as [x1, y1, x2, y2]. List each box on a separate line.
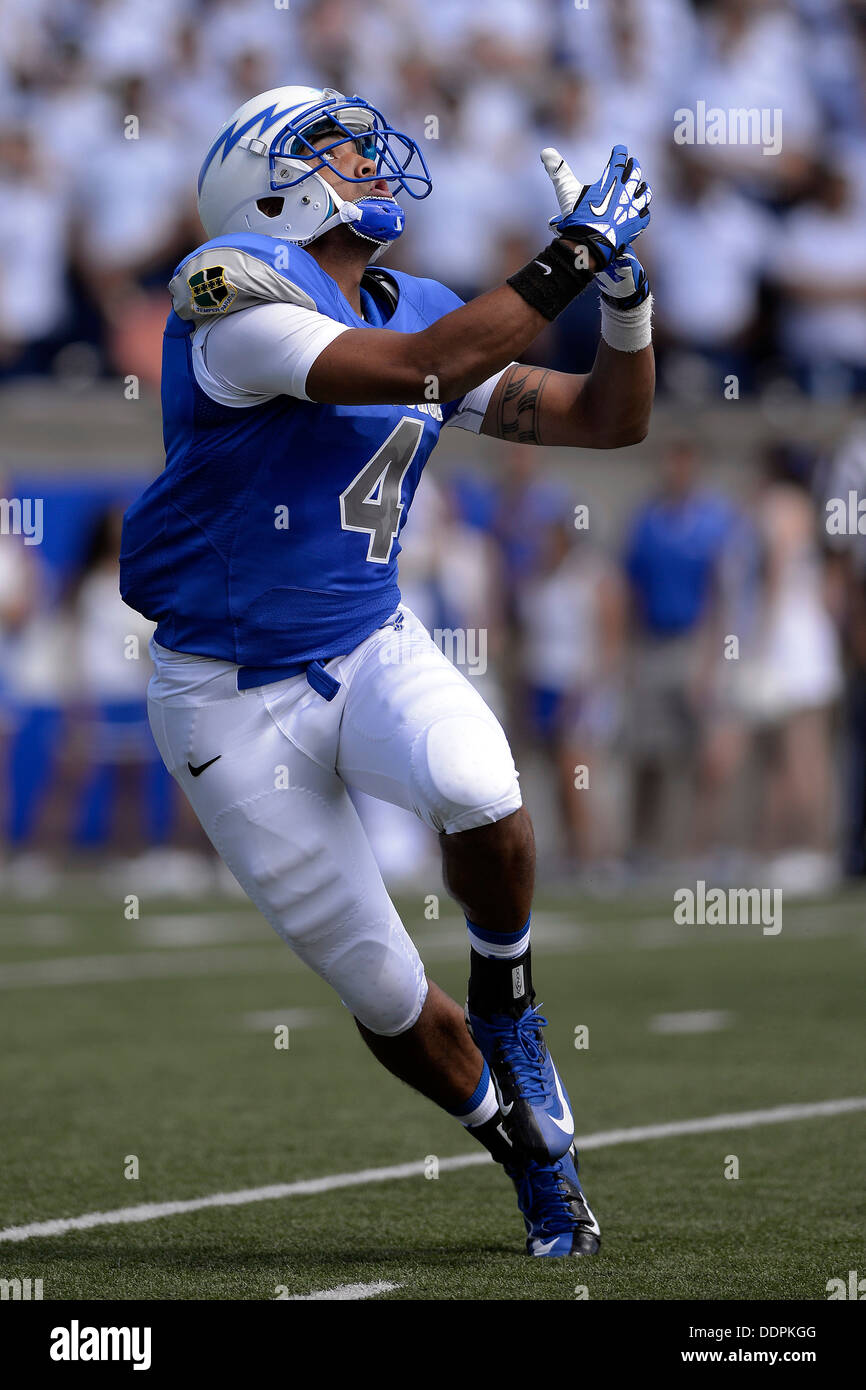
[303, 189, 405, 250]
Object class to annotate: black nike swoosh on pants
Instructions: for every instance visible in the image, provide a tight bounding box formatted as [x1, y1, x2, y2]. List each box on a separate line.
[187, 756, 222, 777]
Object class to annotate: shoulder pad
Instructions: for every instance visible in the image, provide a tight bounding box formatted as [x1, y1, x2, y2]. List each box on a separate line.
[169, 236, 340, 324]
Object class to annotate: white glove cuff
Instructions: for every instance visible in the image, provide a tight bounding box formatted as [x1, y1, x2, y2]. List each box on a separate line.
[600, 294, 653, 353]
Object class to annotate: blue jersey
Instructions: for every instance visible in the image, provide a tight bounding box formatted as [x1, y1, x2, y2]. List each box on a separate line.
[624, 492, 737, 635]
[120, 234, 466, 686]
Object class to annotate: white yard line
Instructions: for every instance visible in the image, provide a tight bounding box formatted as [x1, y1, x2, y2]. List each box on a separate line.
[572, 1097, 866, 1147]
[0, 915, 72, 945]
[131, 915, 268, 947]
[1, 904, 863, 991]
[0, 946, 289, 989]
[287, 1282, 399, 1301]
[416, 908, 866, 958]
[1, 1096, 863, 1244]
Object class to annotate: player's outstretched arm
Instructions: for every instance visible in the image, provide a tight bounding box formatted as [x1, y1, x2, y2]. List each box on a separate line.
[305, 257, 651, 439]
[307, 142, 654, 447]
[476, 149, 655, 449]
[478, 334, 654, 450]
[305, 280, 552, 408]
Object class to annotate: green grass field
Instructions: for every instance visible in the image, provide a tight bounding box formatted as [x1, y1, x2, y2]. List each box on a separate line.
[1, 886, 864, 1300]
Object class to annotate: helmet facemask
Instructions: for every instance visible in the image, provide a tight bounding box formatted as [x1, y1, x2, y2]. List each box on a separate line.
[264, 95, 426, 254]
[198, 87, 431, 251]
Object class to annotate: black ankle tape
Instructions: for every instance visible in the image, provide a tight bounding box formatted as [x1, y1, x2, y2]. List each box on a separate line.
[506, 239, 595, 321]
[468, 945, 534, 1019]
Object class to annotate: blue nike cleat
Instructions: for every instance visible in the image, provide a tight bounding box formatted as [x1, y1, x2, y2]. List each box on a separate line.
[508, 1144, 601, 1257]
[465, 1001, 575, 1162]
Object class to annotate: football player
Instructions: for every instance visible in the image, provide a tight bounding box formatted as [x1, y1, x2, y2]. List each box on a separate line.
[120, 85, 653, 1257]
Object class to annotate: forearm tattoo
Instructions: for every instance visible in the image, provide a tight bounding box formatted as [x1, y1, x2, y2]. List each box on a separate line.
[495, 364, 551, 445]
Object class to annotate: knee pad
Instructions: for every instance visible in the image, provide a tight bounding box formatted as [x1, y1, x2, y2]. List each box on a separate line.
[211, 791, 426, 1035]
[326, 907, 428, 1036]
[411, 712, 521, 834]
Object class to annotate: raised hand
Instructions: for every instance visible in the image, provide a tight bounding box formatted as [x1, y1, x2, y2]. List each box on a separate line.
[541, 144, 652, 269]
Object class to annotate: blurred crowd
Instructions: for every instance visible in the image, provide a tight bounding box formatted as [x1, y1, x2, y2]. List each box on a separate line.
[386, 429, 866, 895]
[1, 0, 865, 899]
[0, 0, 866, 396]
[2, 427, 866, 897]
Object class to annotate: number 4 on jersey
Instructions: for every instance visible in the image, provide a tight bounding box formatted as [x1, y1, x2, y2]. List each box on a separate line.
[339, 416, 424, 564]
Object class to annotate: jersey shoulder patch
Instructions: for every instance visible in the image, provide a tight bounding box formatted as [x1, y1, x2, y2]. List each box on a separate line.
[169, 236, 339, 324]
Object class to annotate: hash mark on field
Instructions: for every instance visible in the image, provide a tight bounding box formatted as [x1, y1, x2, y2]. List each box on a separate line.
[287, 1281, 399, 1301]
[649, 1010, 733, 1034]
[1, 1097, 864, 1244]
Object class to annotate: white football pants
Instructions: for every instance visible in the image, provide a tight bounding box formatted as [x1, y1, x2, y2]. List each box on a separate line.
[146, 605, 522, 1035]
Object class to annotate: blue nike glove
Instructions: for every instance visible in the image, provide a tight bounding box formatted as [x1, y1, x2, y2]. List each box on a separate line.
[541, 144, 652, 269]
[596, 248, 650, 310]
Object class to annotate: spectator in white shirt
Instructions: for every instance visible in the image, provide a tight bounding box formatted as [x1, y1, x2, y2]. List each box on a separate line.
[773, 160, 866, 397]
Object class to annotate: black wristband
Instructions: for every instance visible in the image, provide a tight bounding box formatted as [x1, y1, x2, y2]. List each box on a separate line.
[506, 238, 595, 321]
